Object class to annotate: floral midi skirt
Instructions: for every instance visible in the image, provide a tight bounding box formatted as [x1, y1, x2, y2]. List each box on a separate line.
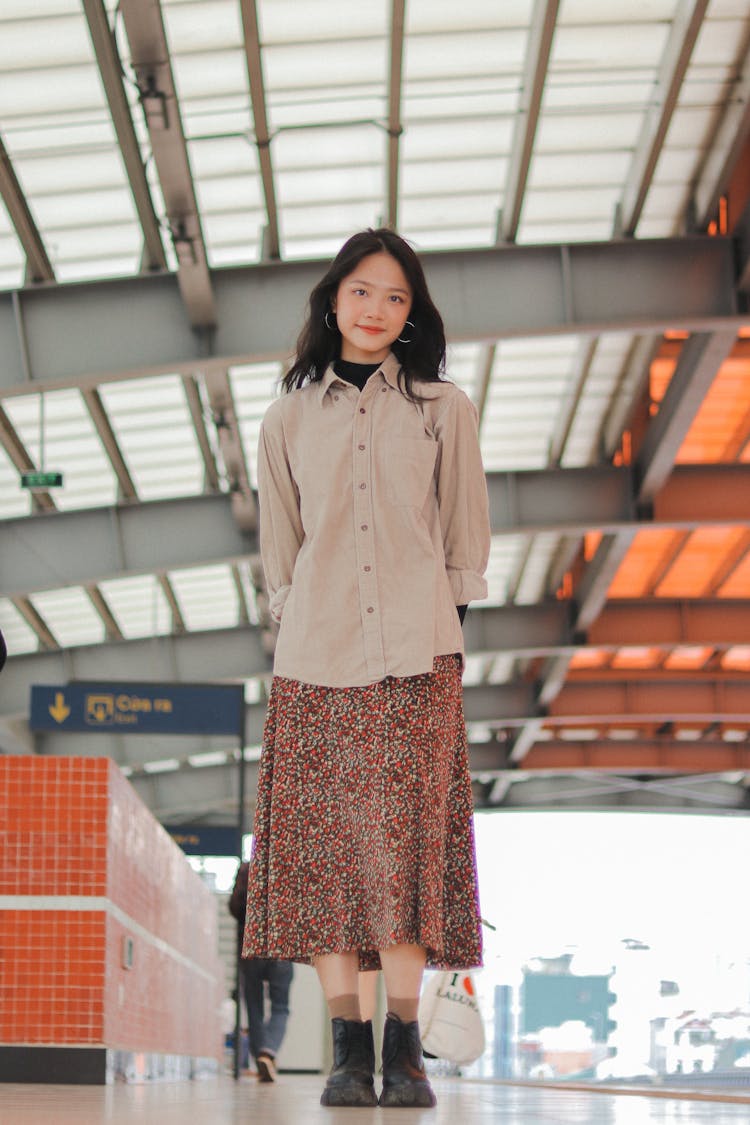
[242, 654, 482, 972]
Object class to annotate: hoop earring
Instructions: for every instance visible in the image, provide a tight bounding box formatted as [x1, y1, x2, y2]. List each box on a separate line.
[397, 320, 415, 344]
[324, 310, 337, 331]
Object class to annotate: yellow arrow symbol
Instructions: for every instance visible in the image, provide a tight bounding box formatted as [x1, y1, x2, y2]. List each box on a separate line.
[49, 692, 71, 723]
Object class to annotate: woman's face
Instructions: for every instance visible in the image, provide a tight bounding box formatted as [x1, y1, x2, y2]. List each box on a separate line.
[331, 251, 413, 364]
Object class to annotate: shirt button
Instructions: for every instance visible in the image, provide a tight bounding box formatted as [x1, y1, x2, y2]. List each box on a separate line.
[333, 394, 339, 401]
[359, 407, 366, 414]
[358, 444, 365, 451]
[364, 565, 371, 572]
[361, 524, 368, 531]
[367, 606, 374, 613]
[381, 387, 387, 393]
[359, 482, 366, 490]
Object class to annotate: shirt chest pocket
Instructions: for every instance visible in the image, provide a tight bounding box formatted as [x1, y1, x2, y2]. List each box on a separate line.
[386, 436, 438, 507]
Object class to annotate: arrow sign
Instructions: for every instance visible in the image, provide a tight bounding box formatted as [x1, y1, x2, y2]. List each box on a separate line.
[48, 691, 71, 723]
[30, 682, 244, 736]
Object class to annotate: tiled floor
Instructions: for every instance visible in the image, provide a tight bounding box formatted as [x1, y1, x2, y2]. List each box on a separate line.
[0, 1075, 747, 1124]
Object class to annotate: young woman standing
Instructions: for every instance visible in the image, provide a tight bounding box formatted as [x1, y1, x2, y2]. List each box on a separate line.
[243, 228, 491, 1108]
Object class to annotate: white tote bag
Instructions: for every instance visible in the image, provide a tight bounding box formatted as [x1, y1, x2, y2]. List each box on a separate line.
[418, 971, 486, 1065]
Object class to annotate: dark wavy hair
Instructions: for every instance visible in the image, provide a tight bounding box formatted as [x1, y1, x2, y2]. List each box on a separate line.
[282, 228, 446, 397]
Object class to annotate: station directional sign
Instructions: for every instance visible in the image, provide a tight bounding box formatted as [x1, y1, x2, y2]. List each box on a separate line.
[29, 681, 244, 737]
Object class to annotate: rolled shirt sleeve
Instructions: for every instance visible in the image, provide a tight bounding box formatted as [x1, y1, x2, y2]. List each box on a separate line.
[433, 390, 491, 605]
[257, 406, 304, 623]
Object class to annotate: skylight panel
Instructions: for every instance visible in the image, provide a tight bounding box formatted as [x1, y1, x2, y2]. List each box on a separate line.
[168, 564, 239, 631]
[444, 343, 481, 400]
[485, 535, 528, 606]
[98, 375, 204, 500]
[229, 362, 282, 485]
[513, 534, 561, 605]
[273, 126, 384, 172]
[30, 586, 105, 649]
[162, 0, 243, 54]
[402, 118, 513, 163]
[3, 389, 117, 512]
[0, 212, 26, 290]
[0, 599, 38, 656]
[0, 448, 32, 520]
[263, 37, 387, 93]
[97, 574, 172, 640]
[0, 3, 144, 285]
[259, 0, 387, 43]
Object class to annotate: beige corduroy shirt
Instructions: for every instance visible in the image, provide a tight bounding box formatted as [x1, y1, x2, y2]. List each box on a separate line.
[257, 351, 490, 688]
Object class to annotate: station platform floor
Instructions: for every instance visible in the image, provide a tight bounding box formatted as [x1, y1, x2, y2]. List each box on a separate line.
[0, 1074, 748, 1124]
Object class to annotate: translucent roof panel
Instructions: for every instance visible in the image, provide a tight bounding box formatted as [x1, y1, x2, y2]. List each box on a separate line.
[30, 586, 105, 648]
[168, 564, 239, 632]
[0, 444, 32, 520]
[444, 342, 483, 401]
[0, 598, 39, 657]
[513, 533, 561, 605]
[560, 333, 637, 467]
[229, 361, 282, 486]
[97, 574, 172, 640]
[400, 14, 524, 249]
[97, 375, 205, 500]
[0, 195, 25, 290]
[274, 127, 386, 255]
[0, 4, 145, 282]
[3, 389, 118, 512]
[521, 3, 677, 244]
[638, 2, 750, 238]
[480, 335, 581, 470]
[485, 535, 528, 606]
[161, 1, 266, 265]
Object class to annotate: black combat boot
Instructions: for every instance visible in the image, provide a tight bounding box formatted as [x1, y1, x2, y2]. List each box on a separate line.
[379, 1014, 437, 1108]
[320, 1018, 378, 1107]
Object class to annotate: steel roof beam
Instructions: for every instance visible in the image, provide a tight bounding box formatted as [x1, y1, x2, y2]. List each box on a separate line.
[249, 677, 750, 745]
[615, 0, 709, 237]
[635, 329, 737, 500]
[688, 21, 750, 231]
[0, 235, 741, 397]
[0, 403, 56, 513]
[84, 583, 124, 641]
[3, 464, 750, 599]
[119, 0, 216, 327]
[0, 493, 256, 599]
[81, 388, 138, 500]
[385, 0, 406, 229]
[0, 628, 269, 720]
[4, 596, 746, 703]
[1, 464, 748, 597]
[124, 760, 748, 821]
[522, 740, 750, 774]
[81, 0, 167, 273]
[239, 0, 279, 259]
[181, 374, 221, 493]
[469, 597, 750, 653]
[0, 133, 54, 284]
[203, 370, 257, 530]
[598, 334, 663, 461]
[500, 0, 559, 242]
[544, 677, 750, 725]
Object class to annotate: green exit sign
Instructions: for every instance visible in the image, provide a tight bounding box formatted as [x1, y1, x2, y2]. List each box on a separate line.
[21, 470, 63, 490]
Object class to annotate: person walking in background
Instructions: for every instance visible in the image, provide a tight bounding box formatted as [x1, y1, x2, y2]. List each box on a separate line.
[229, 860, 293, 1083]
[242, 228, 491, 1108]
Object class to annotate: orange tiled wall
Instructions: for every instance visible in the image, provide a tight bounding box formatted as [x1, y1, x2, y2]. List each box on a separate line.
[0, 757, 222, 1059]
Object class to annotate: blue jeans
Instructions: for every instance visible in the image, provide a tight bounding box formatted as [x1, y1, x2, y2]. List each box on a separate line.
[241, 957, 294, 1064]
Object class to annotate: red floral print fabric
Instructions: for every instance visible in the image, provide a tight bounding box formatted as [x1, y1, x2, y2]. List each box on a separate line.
[243, 655, 482, 971]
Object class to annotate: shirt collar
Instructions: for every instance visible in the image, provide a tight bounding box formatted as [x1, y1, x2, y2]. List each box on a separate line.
[318, 351, 403, 404]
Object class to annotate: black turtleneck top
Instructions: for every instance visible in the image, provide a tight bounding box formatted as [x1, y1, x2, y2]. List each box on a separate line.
[332, 359, 468, 627]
